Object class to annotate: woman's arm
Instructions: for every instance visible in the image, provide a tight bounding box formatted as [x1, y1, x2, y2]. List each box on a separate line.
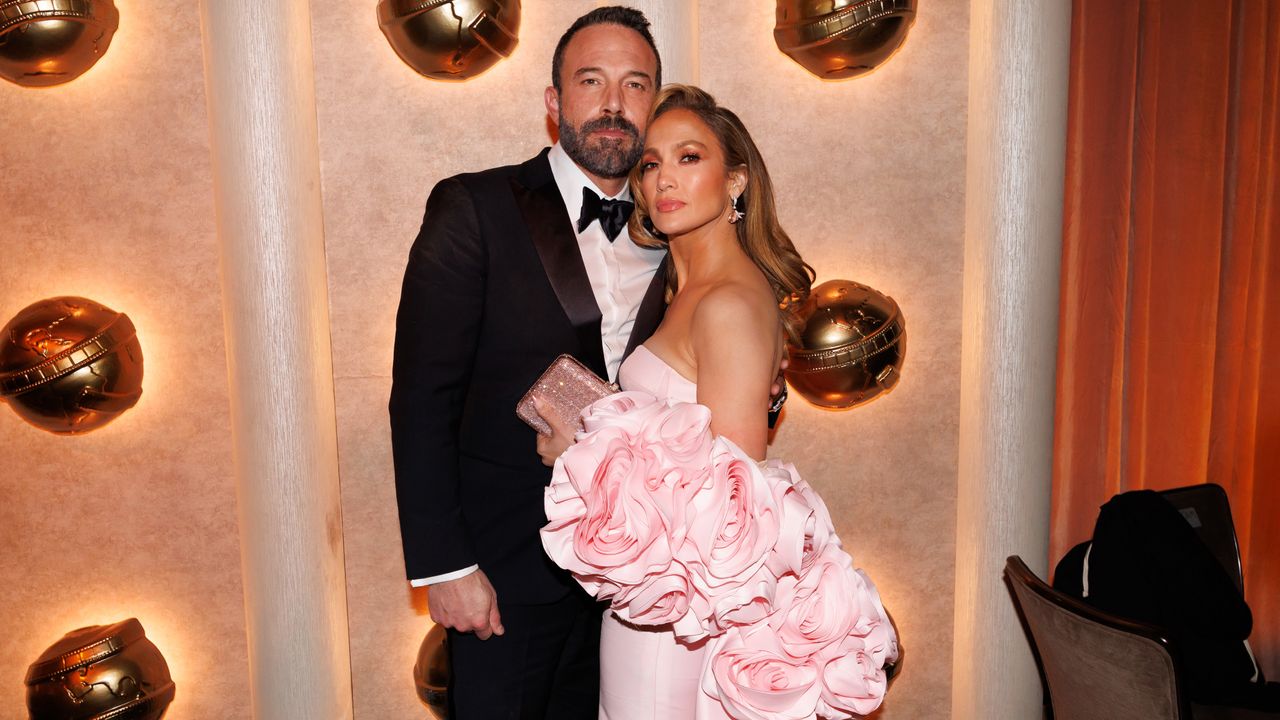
[691, 285, 780, 459]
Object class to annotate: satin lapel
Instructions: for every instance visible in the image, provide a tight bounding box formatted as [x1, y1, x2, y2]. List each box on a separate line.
[510, 160, 607, 378]
[622, 253, 670, 362]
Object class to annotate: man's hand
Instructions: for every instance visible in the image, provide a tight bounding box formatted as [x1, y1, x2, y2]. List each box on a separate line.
[768, 356, 790, 430]
[534, 396, 578, 467]
[426, 570, 504, 640]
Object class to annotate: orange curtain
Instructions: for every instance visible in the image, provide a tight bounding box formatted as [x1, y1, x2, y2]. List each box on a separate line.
[1052, 0, 1280, 676]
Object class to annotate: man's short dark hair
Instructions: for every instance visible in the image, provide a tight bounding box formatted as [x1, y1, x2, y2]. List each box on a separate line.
[551, 6, 662, 93]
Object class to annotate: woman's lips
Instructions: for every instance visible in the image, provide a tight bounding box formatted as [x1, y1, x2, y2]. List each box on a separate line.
[654, 199, 685, 213]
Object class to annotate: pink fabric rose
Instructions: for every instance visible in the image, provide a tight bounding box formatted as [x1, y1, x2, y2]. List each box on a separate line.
[759, 461, 835, 581]
[771, 546, 860, 659]
[816, 636, 892, 718]
[581, 390, 663, 435]
[699, 624, 823, 720]
[812, 567, 898, 718]
[611, 559, 714, 639]
[708, 572, 777, 637]
[679, 439, 779, 599]
[541, 425, 672, 595]
[643, 401, 714, 469]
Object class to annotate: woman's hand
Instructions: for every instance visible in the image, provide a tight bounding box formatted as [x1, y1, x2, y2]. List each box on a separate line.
[534, 396, 579, 466]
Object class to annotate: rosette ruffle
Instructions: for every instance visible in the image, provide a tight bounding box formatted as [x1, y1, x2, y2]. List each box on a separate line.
[540, 391, 898, 719]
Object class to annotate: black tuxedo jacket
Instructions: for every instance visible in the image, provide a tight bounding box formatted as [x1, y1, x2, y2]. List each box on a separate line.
[390, 149, 668, 604]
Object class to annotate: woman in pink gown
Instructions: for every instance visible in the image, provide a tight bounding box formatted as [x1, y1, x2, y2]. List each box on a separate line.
[540, 85, 897, 720]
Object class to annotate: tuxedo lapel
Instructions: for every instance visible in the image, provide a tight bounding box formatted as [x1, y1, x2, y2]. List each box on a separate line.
[623, 254, 669, 362]
[510, 152, 608, 377]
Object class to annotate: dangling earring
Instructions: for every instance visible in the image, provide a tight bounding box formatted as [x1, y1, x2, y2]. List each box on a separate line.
[728, 192, 745, 224]
[641, 215, 667, 240]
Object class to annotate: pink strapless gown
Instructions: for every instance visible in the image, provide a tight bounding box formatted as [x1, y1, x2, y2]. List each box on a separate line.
[599, 346, 728, 720]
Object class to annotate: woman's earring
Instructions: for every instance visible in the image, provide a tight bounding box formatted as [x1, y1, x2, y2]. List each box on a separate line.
[641, 215, 667, 240]
[728, 193, 745, 224]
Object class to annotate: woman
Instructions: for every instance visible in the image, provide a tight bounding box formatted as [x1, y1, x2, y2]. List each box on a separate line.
[540, 85, 896, 720]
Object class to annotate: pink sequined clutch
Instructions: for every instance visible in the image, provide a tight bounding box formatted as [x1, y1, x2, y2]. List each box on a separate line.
[517, 355, 615, 436]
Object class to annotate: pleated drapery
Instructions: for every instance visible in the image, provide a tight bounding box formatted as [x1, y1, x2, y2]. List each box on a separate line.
[1052, 0, 1279, 676]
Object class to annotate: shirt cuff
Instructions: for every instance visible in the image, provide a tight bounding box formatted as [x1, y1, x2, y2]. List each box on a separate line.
[410, 565, 479, 587]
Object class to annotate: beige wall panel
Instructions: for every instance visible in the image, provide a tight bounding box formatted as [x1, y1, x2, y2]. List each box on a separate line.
[700, 2, 968, 719]
[310, 1, 595, 716]
[0, 1, 248, 717]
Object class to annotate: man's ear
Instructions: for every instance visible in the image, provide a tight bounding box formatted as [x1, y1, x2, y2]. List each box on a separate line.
[544, 86, 560, 125]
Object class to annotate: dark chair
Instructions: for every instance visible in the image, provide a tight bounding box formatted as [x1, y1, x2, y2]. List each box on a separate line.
[1007, 556, 1280, 719]
[1006, 554, 1190, 719]
[1159, 483, 1244, 593]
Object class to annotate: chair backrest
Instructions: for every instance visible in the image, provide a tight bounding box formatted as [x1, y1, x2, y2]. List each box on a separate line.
[1005, 555, 1191, 720]
[1159, 483, 1243, 593]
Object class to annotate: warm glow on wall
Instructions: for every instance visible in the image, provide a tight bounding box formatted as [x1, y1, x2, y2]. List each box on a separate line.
[377, 0, 520, 81]
[774, 0, 917, 80]
[0, 296, 143, 434]
[0, 0, 120, 87]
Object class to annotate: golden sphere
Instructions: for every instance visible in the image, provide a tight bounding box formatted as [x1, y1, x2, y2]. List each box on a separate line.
[0, 296, 143, 434]
[774, 0, 916, 80]
[26, 618, 175, 720]
[378, 0, 520, 82]
[0, 0, 119, 87]
[785, 279, 905, 409]
[413, 623, 449, 718]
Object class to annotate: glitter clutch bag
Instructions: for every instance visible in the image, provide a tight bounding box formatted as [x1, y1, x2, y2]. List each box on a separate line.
[517, 354, 616, 436]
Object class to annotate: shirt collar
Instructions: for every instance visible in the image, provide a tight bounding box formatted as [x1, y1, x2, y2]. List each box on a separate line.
[548, 142, 632, 231]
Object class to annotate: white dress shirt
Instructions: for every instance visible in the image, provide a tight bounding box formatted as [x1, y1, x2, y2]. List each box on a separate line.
[412, 144, 666, 587]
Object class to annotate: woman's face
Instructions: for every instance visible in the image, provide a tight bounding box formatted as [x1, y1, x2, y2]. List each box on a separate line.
[639, 108, 743, 237]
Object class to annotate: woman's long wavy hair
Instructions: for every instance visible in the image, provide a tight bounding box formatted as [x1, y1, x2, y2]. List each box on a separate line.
[628, 84, 815, 342]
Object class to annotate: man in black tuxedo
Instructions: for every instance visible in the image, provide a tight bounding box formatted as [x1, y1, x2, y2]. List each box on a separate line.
[389, 7, 665, 719]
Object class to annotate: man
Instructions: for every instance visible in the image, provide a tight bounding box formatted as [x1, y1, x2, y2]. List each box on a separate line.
[390, 8, 664, 718]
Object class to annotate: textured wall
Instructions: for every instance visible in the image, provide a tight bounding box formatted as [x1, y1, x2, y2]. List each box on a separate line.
[0, 2, 248, 717]
[315, 1, 967, 718]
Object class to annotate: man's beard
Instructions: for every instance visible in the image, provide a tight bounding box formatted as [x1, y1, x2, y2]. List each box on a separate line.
[559, 113, 643, 179]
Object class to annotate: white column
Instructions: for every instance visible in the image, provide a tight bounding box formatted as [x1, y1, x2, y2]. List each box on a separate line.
[599, 0, 699, 84]
[952, 0, 1071, 718]
[198, 1, 352, 718]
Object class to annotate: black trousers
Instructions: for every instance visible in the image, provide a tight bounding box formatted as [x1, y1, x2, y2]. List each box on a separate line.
[447, 589, 604, 720]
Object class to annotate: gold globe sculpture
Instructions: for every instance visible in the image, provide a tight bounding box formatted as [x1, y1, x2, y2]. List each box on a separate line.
[26, 618, 175, 720]
[0, 296, 143, 434]
[0, 0, 119, 87]
[785, 279, 905, 409]
[413, 623, 449, 718]
[378, 0, 519, 82]
[775, 0, 917, 80]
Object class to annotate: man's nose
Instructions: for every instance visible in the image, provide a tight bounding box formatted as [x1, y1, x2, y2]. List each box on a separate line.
[600, 81, 623, 113]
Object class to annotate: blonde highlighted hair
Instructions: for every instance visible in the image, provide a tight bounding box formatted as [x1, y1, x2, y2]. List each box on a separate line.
[628, 84, 815, 341]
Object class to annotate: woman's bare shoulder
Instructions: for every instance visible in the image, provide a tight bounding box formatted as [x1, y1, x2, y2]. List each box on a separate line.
[691, 278, 778, 345]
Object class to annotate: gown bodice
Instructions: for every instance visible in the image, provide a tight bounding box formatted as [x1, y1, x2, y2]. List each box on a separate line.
[618, 345, 698, 405]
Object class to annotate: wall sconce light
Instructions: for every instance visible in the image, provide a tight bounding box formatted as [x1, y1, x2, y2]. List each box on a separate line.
[26, 618, 175, 720]
[413, 624, 448, 719]
[377, 0, 520, 82]
[0, 296, 143, 434]
[775, 0, 917, 80]
[785, 279, 905, 409]
[0, 0, 120, 87]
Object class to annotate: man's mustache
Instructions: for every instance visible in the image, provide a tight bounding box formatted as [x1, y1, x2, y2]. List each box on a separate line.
[579, 115, 640, 140]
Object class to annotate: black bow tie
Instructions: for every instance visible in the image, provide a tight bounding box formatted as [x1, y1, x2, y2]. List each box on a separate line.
[578, 187, 634, 242]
